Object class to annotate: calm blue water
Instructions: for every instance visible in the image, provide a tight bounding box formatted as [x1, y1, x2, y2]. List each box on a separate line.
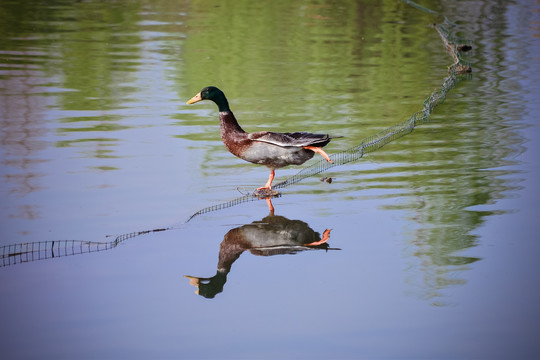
[1, 1, 539, 359]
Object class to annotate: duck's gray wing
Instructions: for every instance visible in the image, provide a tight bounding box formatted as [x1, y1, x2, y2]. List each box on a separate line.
[249, 131, 331, 147]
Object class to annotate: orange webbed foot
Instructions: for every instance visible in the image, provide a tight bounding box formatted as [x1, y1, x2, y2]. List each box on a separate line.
[254, 169, 277, 197]
[303, 146, 333, 163]
[304, 229, 332, 246]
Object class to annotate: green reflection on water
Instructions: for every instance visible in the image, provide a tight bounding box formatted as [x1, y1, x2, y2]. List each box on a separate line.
[181, 0, 442, 138]
[0, 0, 526, 304]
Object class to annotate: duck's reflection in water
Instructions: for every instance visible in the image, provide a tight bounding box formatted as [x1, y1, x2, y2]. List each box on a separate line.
[185, 198, 339, 298]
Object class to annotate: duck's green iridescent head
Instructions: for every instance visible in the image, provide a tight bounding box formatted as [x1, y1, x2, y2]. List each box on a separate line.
[186, 86, 230, 112]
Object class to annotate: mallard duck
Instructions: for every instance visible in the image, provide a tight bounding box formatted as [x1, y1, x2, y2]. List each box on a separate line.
[186, 86, 336, 191]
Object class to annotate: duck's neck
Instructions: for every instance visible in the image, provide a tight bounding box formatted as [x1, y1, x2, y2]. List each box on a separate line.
[212, 91, 246, 135]
[212, 90, 231, 113]
[219, 110, 246, 135]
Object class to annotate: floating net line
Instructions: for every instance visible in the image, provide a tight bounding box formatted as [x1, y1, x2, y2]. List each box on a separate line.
[0, 228, 170, 267]
[186, 193, 260, 222]
[1, 240, 116, 267]
[0, 1, 472, 266]
[186, 17, 472, 222]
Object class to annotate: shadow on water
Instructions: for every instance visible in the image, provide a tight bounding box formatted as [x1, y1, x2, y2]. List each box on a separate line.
[185, 198, 338, 299]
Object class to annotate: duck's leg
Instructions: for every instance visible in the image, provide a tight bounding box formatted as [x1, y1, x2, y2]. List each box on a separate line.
[265, 197, 275, 214]
[257, 169, 275, 190]
[304, 229, 332, 246]
[303, 146, 333, 163]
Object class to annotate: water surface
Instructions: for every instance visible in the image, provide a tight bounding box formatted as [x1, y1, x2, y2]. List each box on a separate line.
[1, 0, 539, 359]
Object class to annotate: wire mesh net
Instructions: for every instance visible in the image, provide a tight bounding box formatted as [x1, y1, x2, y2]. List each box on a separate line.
[0, 228, 170, 267]
[1, 240, 116, 267]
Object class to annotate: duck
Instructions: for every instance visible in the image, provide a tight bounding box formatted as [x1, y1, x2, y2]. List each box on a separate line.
[186, 86, 337, 192]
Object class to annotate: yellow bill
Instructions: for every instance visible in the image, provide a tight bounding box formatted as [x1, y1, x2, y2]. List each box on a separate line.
[186, 92, 202, 105]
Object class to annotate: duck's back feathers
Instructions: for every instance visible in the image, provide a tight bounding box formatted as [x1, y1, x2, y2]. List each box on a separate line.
[249, 131, 331, 148]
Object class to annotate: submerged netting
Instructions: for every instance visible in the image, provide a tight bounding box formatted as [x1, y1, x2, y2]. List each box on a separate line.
[1, 240, 116, 267]
[0, 1, 472, 266]
[0, 228, 169, 267]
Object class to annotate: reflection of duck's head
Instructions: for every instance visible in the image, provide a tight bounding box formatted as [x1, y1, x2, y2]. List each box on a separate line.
[185, 271, 227, 299]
